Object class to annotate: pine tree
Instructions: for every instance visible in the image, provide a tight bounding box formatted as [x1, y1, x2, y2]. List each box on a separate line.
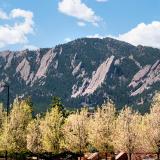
[50, 96, 64, 112]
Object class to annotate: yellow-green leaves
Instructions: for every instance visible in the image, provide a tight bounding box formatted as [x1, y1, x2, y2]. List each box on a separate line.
[27, 115, 42, 153]
[113, 107, 142, 154]
[0, 99, 32, 152]
[88, 101, 116, 152]
[142, 93, 160, 153]
[0, 93, 160, 156]
[63, 108, 89, 153]
[40, 105, 63, 153]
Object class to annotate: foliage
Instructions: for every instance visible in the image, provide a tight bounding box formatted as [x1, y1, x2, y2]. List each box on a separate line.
[50, 96, 69, 117]
[0, 104, 6, 151]
[88, 101, 116, 152]
[27, 114, 42, 153]
[40, 105, 64, 153]
[63, 107, 89, 153]
[141, 93, 160, 153]
[50, 96, 64, 112]
[0, 93, 160, 159]
[0, 99, 32, 152]
[113, 106, 142, 160]
[1, 38, 160, 113]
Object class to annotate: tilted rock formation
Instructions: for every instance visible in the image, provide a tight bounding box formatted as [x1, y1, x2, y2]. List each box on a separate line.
[0, 38, 159, 112]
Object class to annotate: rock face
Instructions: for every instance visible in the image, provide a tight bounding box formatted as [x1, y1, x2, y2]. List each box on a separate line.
[0, 38, 160, 112]
[83, 56, 115, 96]
[16, 58, 31, 84]
[129, 61, 160, 96]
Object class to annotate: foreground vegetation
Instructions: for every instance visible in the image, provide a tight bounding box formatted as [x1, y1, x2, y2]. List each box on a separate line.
[0, 93, 160, 160]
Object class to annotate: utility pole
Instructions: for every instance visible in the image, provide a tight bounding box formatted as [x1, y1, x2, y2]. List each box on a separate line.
[5, 84, 10, 116]
[157, 140, 160, 160]
[2, 84, 10, 160]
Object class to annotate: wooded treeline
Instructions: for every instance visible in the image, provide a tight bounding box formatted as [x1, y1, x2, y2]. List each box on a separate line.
[0, 93, 160, 160]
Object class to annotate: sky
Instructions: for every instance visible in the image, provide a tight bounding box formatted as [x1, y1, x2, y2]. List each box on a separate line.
[0, 0, 160, 51]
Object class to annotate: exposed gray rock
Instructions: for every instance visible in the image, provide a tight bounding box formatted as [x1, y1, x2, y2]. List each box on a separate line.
[77, 69, 86, 79]
[72, 56, 114, 97]
[53, 60, 59, 69]
[72, 62, 81, 76]
[82, 56, 114, 96]
[71, 53, 77, 68]
[33, 48, 56, 82]
[71, 78, 89, 98]
[129, 65, 151, 88]
[129, 54, 142, 69]
[4, 53, 14, 70]
[114, 59, 120, 65]
[130, 61, 160, 96]
[16, 58, 31, 84]
[0, 37, 159, 111]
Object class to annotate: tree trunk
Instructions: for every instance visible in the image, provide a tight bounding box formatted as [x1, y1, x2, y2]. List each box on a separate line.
[37, 154, 39, 160]
[5, 151, 7, 160]
[128, 152, 132, 160]
[157, 152, 159, 160]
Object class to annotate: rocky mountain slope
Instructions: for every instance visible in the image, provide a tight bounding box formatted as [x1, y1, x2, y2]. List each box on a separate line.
[0, 37, 160, 112]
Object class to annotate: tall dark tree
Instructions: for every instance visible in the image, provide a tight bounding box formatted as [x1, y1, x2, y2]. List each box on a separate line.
[50, 96, 64, 111]
[50, 96, 70, 117]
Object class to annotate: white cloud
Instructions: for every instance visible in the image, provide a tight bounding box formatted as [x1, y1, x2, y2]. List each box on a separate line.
[96, 0, 108, 2]
[58, 0, 101, 26]
[77, 21, 86, 27]
[0, 8, 34, 48]
[112, 21, 160, 48]
[64, 38, 72, 43]
[87, 33, 104, 39]
[85, 21, 160, 49]
[23, 44, 38, 50]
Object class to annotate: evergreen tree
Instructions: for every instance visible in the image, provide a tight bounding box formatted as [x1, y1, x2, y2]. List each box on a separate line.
[50, 96, 69, 117]
[50, 96, 64, 111]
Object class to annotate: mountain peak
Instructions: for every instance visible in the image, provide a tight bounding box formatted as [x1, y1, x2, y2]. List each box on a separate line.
[0, 38, 159, 113]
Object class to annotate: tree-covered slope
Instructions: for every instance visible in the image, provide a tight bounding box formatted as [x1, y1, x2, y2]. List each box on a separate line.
[0, 37, 159, 112]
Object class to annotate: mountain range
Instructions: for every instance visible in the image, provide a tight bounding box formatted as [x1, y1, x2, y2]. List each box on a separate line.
[0, 37, 160, 113]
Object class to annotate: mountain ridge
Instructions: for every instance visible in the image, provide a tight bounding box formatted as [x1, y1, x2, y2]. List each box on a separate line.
[0, 37, 160, 113]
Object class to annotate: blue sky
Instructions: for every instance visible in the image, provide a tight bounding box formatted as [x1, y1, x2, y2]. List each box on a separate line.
[0, 0, 160, 50]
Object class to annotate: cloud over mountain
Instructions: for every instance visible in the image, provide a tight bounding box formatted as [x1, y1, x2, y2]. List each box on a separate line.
[113, 21, 160, 48]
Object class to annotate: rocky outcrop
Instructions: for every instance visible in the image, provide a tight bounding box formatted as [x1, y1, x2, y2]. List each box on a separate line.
[16, 58, 31, 84]
[72, 62, 81, 76]
[71, 56, 114, 97]
[33, 48, 56, 82]
[82, 56, 114, 96]
[129, 60, 160, 96]
[129, 65, 151, 88]
[0, 37, 159, 111]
